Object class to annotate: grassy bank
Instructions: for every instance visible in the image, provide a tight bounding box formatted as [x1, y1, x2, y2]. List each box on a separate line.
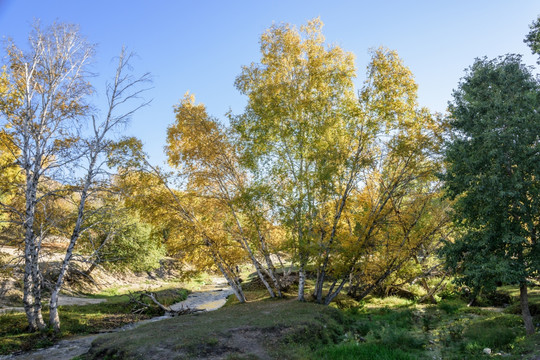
[2, 275, 539, 359]
[0, 285, 188, 355]
[79, 287, 540, 360]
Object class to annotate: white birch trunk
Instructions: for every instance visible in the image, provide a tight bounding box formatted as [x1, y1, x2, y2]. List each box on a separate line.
[298, 264, 306, 301]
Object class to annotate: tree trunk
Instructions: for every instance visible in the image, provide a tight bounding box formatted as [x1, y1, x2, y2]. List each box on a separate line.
[298, 264, 306, 301]
[228, 204, 280, 298]
[413, 255, 436, 303]
[84, 262, 97, 277]
[49, 289, 61, 332]
[49, 241, 75, 331]
[23, 237, 45, 331]
[315, 267, 324, 303]
[22, 256, 37, 331]
[261, 252, 283, 297]
[324, 277, 347, 305]
[520, 283, 536, 336]
[30, 246, 45, 330]
[251, 257, 275, 298]
[23, 180, 46, 330]
[233, 235, 275, 298]
[208, 245, 246, 303]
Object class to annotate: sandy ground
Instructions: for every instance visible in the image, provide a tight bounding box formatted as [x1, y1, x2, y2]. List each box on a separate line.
[171, 278, 233, 312]
[0, 296, 106, 314]
[0, 278, 232, 360]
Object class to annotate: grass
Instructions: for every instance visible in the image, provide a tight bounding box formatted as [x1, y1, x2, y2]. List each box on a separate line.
[0, 284, 188, 355]
[77, 277, 540, 360]
[316, 343, 416, 360]
[83, 299, 348, 359]
[2, 272, 540, 359]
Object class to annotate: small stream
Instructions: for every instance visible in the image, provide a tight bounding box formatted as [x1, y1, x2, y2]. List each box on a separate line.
[0, 280, 233, 360]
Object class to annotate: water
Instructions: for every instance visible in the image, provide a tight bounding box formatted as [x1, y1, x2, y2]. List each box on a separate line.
[0, 281, 233, 360]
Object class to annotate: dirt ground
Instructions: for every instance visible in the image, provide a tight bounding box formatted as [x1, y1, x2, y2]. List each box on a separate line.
[0, 245, 181, 309]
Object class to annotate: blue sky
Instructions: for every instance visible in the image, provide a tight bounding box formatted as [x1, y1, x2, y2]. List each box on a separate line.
[1, 0, 539, 165]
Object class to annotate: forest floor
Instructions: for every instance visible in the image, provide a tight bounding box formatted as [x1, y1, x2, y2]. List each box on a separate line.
[76, 285, 540, 360]
[0, 277, 232, 360]
[1, 244, 539, 359]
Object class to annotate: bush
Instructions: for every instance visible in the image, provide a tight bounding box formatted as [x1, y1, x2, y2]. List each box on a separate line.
[504, 302, 540, 316]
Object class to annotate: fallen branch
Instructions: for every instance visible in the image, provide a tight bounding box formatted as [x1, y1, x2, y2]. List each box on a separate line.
[127, 291, 205, 316]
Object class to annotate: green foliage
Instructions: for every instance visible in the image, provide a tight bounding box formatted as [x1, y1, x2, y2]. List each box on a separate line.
[78, 206, 166, 273]
[316, 343, 415, 360]
[437, 299, 463, 314]
[100, 219, 165, 272]
[525, 15, 540, 62]
[442, 54, 540, 291]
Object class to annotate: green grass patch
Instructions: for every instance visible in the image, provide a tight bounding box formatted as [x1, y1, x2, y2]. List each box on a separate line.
[462, 315, 523, 350]
[84, 299, 349, 359]
[4, 276, 540, 359]
[316, 343, 416, 360]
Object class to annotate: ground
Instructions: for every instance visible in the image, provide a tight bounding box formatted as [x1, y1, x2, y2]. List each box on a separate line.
[1, 244, 539, 359]
[79, 291, 540, 360]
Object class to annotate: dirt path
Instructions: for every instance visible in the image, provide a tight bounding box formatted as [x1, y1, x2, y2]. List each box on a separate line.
[0, 279, 232, 360]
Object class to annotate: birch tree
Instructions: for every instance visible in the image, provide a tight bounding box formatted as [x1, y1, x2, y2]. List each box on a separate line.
[0, 22, 93, 330]
[233, 18, 361, 301]
[166, 94, 284, 298]
[233, 18, 446, 303]
[0, 22, 150, 331]
[48, 48, 151, 331]
[119, 167, 249, 303]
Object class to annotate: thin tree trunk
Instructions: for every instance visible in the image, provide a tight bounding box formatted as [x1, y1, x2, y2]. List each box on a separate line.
[84, 262, 97, 277]
[260, 246, 283, 297]
[324, 277, 348, 305]
[298, 263, 306, 301]
[228, 207, 276, 298]
[49, 150, 95, 331]
[249, 254, 275, 298]
[30, 248, 45, 329]
[418, 275, 446, 304]
[242, 198, 283, 295]
[208, 243, 246, 303]
[354, 261, 400, 301]
[49, 233, 78, 331]
[520, 282, 535, 336]
[413, 255, 437, 304]
[22, 251, 37, 331]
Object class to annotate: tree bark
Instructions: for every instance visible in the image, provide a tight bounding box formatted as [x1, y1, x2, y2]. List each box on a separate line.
[520, 282, 536, 336]
[298, 263, 306, 301]
[324, 277, 348, 305]
[208, 244, 246, 303]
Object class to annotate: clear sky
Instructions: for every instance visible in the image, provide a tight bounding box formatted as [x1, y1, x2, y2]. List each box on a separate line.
[1, 0, 539, 165]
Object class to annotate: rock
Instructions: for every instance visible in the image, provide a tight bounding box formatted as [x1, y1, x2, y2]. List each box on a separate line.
[483, 348, 491, 355]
